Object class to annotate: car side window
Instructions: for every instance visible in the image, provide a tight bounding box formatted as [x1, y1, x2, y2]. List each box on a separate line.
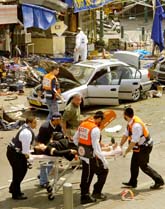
[95, 72, 112, 85]
[121, 67, 133, 79]
[110, 66, 122, 85]
[90, 68, 107, 84]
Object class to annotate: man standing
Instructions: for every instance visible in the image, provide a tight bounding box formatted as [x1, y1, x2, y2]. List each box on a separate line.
[120, 107, 164, 189]
[42, 64, 63, 120]
[62, 94, 82, 139]
[73, 111, 109, 204]
[7, 116, 37, 200]
[74, 27, 88, 63]
[36, 112, 64, 187]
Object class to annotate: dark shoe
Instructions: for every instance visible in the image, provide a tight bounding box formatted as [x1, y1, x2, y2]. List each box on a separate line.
[9, 189, 24, 196]
[150, 181, 164, 189]
[122, 182, 137, 188]
[81, 194, 96, 204]
[92, 193, 107, 201]
[12, 195, 27, 200]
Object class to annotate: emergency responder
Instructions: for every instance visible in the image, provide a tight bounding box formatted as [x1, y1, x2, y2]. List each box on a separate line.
[36, 112, 64, 187]
[62, 94, 82, 139]
[120, 107, 164, 189]
[6, 116, 37, 200]
[73, 111, 109, 204]
[74, 27, 88, 63]
[42, 64, 63, 120]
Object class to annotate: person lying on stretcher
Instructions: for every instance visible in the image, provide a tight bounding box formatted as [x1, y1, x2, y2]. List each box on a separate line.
[100, 136, 118, 152]
[33, 136, 78, 161]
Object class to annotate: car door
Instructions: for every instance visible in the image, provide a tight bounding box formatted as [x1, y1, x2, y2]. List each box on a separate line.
[87, 67, 119, 105]
[111, 65, 141, 100]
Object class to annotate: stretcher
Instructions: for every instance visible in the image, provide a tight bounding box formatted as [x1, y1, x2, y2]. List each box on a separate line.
[30, 154, 80, 200]
[30, 145, 122, 200]
[84, 109, 116, 131]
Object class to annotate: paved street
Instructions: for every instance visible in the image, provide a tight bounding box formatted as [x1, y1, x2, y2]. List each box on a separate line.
[0, 92, 165, 209]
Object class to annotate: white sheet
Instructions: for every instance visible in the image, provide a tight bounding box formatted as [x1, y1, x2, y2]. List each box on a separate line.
[102, 146, 122, 157]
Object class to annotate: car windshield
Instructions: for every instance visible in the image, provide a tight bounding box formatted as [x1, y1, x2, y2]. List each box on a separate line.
[67, 65, 95, 85]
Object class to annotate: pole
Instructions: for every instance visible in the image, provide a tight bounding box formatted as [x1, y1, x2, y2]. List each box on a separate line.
[152, 0, 156, 55]
[144, 0, 148, 23]
[63, 183, 73, 209]
[152, 0, 156, 17]
[99, 7, 104, 41]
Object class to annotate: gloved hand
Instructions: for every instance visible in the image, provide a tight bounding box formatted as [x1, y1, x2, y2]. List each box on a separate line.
[27, 157, 33, 169]
[103, 159, 109, 169]
[27, 161, 32, 169]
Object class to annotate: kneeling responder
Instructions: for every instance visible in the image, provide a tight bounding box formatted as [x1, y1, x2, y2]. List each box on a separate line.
[73, 111, 109, 204]
[7, 116, 37, 200]
[120, 107, 164, 189]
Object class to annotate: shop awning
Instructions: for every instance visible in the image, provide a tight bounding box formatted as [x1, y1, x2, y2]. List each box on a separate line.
[73, 0, 113, 13]
[20, 0, 68, 12]
[22, 3, 56, 30]
[0, 5, 17, 24]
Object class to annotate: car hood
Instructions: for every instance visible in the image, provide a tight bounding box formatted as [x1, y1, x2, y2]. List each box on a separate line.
[59, 66, 80, 84]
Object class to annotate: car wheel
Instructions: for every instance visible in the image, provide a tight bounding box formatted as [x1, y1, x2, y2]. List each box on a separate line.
[132, 88, 141, 102]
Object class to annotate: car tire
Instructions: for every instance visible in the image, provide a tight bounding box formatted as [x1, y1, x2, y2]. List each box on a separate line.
[132, 88, 141, 102]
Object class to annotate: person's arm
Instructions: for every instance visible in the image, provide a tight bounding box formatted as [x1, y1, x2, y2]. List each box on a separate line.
[52, 78, 63, 101]
[45, 146, 77, 156]
[91, 127, 108, 169]
[120, 135, 128, 147]
[19, 129, 32, 158]
[62, 109, 72, 138]
[123, 123, 142, 157]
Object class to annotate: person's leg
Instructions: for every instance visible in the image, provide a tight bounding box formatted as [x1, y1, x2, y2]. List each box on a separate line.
[128, 152, 139, 186]
[80, 46, 87, 61]
[46, 98, 52, 120]
[19, 156, 28, 184]
[74, 50, 80, 63]
[80, 160, 96, 204]
[39, 163, 53, 186]
[92, 158, 109, 195]
[80, 160, 91, 196]
[139, 146, 164, 184]
[7, 148, 27, 197]
[51, 99, 59, 114]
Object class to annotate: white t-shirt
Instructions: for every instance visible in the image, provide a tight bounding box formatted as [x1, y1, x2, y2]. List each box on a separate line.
[19, 126, 33, 155]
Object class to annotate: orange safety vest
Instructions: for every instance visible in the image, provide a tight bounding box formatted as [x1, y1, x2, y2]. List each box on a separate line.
[78, 120, 97, 158]
[42, 73, 61, 93]
[127, 116, 150, 152]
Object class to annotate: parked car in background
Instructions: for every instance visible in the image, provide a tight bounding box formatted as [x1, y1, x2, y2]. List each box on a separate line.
[27, 57, 152, 111]
[154, 59, 165, 84]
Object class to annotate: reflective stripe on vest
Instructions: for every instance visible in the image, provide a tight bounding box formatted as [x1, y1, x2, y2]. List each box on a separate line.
[78, 120, 97, 158]
[127, 116, 150, 152]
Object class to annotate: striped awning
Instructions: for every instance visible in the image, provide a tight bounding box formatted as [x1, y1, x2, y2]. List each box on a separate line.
[0, 5, 18, 24]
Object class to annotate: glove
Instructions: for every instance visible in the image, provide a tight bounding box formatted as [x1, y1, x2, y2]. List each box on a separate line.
[27, 161, 32, 169]
[103, 160, 109, 169]
[27, 157, 33, 169]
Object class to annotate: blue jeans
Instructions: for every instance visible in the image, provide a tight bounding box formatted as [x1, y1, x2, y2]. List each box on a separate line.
[46, 98, 59, 120]
[39, 163, 53, 186]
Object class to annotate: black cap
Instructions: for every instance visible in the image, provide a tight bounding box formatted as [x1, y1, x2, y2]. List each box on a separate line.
[94, 111, 105, 120]
[51, 112, 61, 120]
